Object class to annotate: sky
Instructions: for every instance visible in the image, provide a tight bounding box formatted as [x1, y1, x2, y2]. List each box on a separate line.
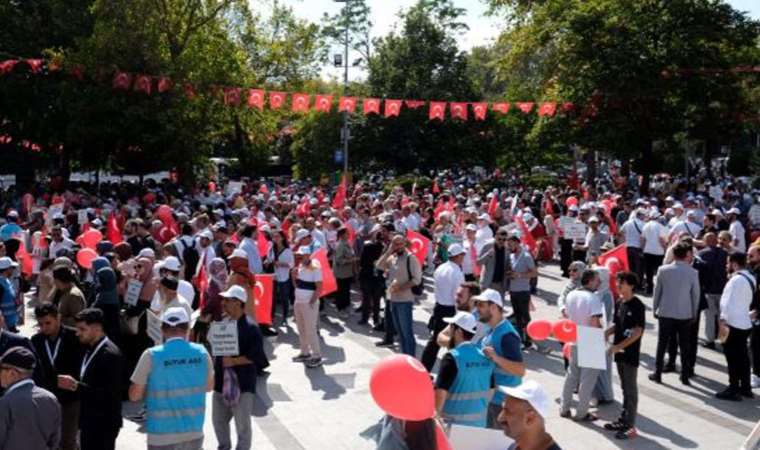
[259, 0, 760, 80]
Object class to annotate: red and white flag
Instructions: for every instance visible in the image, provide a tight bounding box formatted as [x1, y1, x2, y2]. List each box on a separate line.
[363, 98, 381, 115]
[338, 97, 357, 113]
[311, 249, 337, 297]
[315, 95, 333, 112]
[292, 93, 310, 112]
[332, 175, 347, 209]
[429, 102, 446, 121]
[472, 103, 488, 120]
[597, 244, 629, 298]
[247, 89, 265, 110]
[269, 91, 286, 109]
[406, 230, 430, 266]
[384, 99, 402, 117]
[492, 102, 510, 114]
[450, 102, 468, 121]
[107, 211, 123, 244]
[253, 274, 274, 325]
[517, 102, 534, 114]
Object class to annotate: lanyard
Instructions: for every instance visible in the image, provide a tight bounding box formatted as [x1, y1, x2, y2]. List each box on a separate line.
[80, 337, 109, 379]
[45, 336, 61, 366]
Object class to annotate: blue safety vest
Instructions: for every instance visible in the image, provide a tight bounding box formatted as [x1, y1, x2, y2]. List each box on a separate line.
[442, 342, 494, 427]
[146, 338, 208, 435]
[481, 319, 522, 405]
[0, 277, 17, 329]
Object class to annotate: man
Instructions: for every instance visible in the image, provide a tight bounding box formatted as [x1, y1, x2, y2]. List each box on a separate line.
[237, 224, 263, 274]
[475, 289, 525, 429]
[507, 235, 538, 348]
[152, 275, 193, 319]
[304, 217, 327, 249]
[0, 258, 18, 332]
[497, 380, 562, 450]
[727, 208, 747, 253]
[174, 224, 199, 281]
[603, 272, 645, 440]
[640, 210, 668, 295]
[48, 225, 74, 259]
[434, 311, 494, 427]
[695, 233, 728, 349]
[155, 260, 195, 310]
[748, 245, 760, 389]
[376, 234, 422, 357]
[129, 307, 213, 449]
[0, 347, 61, 450]
[358, 225, 385, 327]
[58, 308, 123, 450]
[128, 219, 157, 255]
[421, 243, 465, 371]
[619, 208, 645, 284]
[580, 216, 608, 264]
[437, 282, 486, 347]
[197, 229, 216, 272]
[474, 213, 494, 254]
[213, 286, 265, 450]
[716, 252, 755, 401]
[50, 267, 86, 327]
[560, 269, 604, 421]
[559, 206, 579, 277]
[0, 211, 22, 243]
[477, 227, 513, 298]
[649, 242, 700, 385]
[670, 210, 702, 242]
[30, 303, 83, 450]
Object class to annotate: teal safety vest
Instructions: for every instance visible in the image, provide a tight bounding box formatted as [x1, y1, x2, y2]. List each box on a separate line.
[481, 319, 522, 405]
[442, 342, 494, 427]
[0, 277, 17, 329]
[146, 338, 208, 435]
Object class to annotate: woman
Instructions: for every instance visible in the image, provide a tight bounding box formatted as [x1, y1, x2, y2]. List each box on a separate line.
[202, 257, 227, 322]
[292, 246, 323, 368]
[376, 416, 439, 450]
[227, 249, 256, 320]
[91, 256, 121, 345]
[558, 261, 586, 315]
[272, 230, 294, 325]
[333, 227, 356, 318]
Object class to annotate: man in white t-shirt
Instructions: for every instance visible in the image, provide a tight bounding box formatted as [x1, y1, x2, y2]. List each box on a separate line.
[727, 208, 746, 253]
[619, 208, 645, 283]
[640, 211, 668, 295]
[669, 210, 702, 242]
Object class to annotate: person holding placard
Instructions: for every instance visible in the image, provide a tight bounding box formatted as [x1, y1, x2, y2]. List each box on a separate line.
[292, 246, 324, 368]
[129, 307, 213, 450]
[212, 285, 263, 450]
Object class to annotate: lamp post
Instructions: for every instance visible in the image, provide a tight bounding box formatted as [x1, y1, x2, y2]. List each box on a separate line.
[335, 0, 350, 178]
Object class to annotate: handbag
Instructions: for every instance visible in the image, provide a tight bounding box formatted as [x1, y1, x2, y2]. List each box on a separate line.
[406, 255, 424, 296]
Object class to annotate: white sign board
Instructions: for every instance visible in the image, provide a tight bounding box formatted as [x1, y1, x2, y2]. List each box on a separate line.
[48, 204, 64, 225]
[448, 424, 513, 450]
[577, 325, 607, 370]
[146, 310, 163, 345]
[226, 181, 243, 196]
[559, 216, 575, 234]
[208, 321, 240, 356]
[568, 223, 587, 243]
[124, 279, 143, 307]
[77, 209, 88, 225]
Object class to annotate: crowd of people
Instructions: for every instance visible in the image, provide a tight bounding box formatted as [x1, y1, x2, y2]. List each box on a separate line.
[0, 170, 757, 449]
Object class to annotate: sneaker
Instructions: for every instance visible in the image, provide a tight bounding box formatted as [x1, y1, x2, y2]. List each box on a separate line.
[752, 375, 760, 389]
[374, 340, 394, 347]
[614, 427, 637, 440]
[604, 421, 627, 431]
[305, 357, 323, 368]
[292, 354, 311, 362]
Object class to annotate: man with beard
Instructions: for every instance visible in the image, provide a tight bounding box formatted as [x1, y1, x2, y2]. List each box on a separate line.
[497, 380, 562, 450]
[434, 312, 494, 427]
[437, 282, 485, 348]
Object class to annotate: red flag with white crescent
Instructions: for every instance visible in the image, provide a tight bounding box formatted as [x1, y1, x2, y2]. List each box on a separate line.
[488, 192, 499, 218]
[597, 244, 629, 297]
[338, 97, 357, 113]
[492, 102, 510, 114]
[332, 175, 347, 209]
[472, 102, 488, 120]
[315, 94, 333, 112]
[363, 98, 381, 115]
[406, 230, 430, 266]
[311, 248, 337, 297]
[253, 274, 274, 325]
[247, 89, 265, 110]
[257, 232, 271, 259]
[292, 93, 310, 112]
[517, 102, 534, 114]
[514, 214, 537, 253]
[429, 102, 446, 121]
[107, 211, 123, 244]
[269, 91, 286, 109]
[384, 99, 402, 118]
[450, 102, 468, 121]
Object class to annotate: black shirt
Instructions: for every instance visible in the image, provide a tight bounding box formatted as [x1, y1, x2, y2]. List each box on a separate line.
[359, 240, 384, 279]
[695, 247, 728, 295]
[213, 316, 266, 394]
[493, 246, 506, 283]
[613, 296, 645, 366]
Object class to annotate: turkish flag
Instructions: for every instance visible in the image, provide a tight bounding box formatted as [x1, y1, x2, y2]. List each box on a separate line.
[538, 102, 557, 117]
[257, 232, 271, 261]
[134, 75, 152, 94]
[157, 77, 173, 93]
[107, 212, 123, 244]
[14, 236, 33, 279]
[429, 102, 446, 121]
[514, 214, 537, 253]
[517, 102, 534, 114]
[183, 83, 196, 100]
[281, 218, 292, 234]
[406, 230, 430, 266]
[311, 248, 337, 297]
[597, 244, 629, 298]
[196, 258, 209, 311]
[487, 192, 499, 217]
[253, 274, 274, 325]
[338, 96, 357, 113]
[450, 102, 468, 121]
[247, 89, 265, 110]
[472, 103, 488, 120]
[432, 180, 440, 194]
[296, 198, 311, 217]
[363, 98, 381, 115]
[25, 59, 44, 74]
[405, 100, 426, 109]
[332, 175, 347, 209]
[292, 93, 310, 112]
[224, 87, 241, 106]
[112, 72, 132, 90]
[314, 94, 333, 112]
[269, 91, 286, 109]
[492, 102, 510, 114]
[0, 60, 18, 75]
[384, 99, 402, 117]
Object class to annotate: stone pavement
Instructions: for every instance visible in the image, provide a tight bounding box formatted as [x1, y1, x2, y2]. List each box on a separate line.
[22, 263, 760, 449]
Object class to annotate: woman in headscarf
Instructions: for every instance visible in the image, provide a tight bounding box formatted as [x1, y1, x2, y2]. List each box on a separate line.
[558, 260, 587, 315]
[192, 257, 228, 346]
[91, 256, 121, 345]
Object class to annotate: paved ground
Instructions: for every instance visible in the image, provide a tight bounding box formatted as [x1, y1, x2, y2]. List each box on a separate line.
[22, 262, 760, 449]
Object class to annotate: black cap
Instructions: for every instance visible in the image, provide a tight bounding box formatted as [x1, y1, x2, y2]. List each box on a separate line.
[1, 346, 36, 371]
[160, 275, 179, 291]
[52, 267, 75, 283]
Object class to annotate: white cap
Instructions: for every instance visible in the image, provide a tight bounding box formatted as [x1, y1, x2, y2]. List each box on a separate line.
[686, 210, 697, 218]
[199, 230, 213, 240]
[230, 248, 248, 259]
[568, 205, 579, 212]
[443, 311, 479, 334]
[588, 216, 599, 223]
[91, 218, 103, 227]
[219, 285, 247, 303]
[295, 229, 310, 242]
[465, 223, 478, 232]
[295, 246, 311, 256]
[665, 196, 675, 202]
[649, 210, 661, 219]
[673, 203, 684, 210]
[162, 256, 181, 272]
[727, 207, 741, 215]
[478, 213, 491, 222]
[0, 257, 18, 271]
[712, 208, 724, 217]
[499, 380, 549, 418]
[6, 210, 18, 218]
[447, 243, 465, 257]
[138, 248, 156, 259]
[161, 306, 190, 326]
[472, 288, 503, 308]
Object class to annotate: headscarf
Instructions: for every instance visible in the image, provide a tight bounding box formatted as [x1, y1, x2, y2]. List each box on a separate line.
[96, 240, 114, 255]
[113, 242, 132, 262]
[92, 256, 118, 306]
[136, 256, 159, 302]
[209, 257, 228, 288]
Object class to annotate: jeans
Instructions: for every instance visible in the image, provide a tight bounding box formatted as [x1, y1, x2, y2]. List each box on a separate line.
[703, 294, 721, 342]
[510, 291, 531, 343]
[559, 239, 573, 276]
[616, 361, 639, 427]
[420, 304, 456, 371]
[149, 438, 204, 450]
[561, 345, 600, 418]
[212, 391, 255, 450]
[390, 301, 415, 356]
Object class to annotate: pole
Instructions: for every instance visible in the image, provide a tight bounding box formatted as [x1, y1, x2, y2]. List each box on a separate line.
[341, 2, 350, 178]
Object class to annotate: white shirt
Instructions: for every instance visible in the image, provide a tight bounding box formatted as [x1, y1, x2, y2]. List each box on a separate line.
[720, 270, 755, 330]
[273, 247, 294, 283]
[151, 293, 193, 320]
[564, 289, 603, 327]
[749, 204, 760, 229]
[730, 220, 746, 253]
[49, 237, 74, 259]
[238, 237, 263, 273]
[433, 261, 464, 307]
[642, 221, 668, 255]
[474, 226, 493, 254]
[294, 262, 323, 303]
[401, 214, 420, 232]
[669, 220, 701, 239]
[620, 218, 643, 248]
[462, 239, 478, 275]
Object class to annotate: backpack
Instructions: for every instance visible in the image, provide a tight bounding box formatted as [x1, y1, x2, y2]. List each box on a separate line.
[406, 255, 424, 296]
[180, 239, 200, 281]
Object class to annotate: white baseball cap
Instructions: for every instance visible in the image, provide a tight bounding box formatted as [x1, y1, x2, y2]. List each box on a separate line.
[230, 248, 248, 259]
[498, 380, 549, 419]
[161, 306, 190, 326]
[727, 207, 741, 215]
[472, 288, 503, 308]
[199, 230, 213, 240]
[465, 224, 478, 232]
[295, 229, 310, 242]
[160, 256, 180, 272]
[478, 213, 491, 222]
[443, 311, 478, 334]
[447, 243, 465, 257]
[219, 285, 247, 303]
[138, 248, 155, 259]
[0, 257, 18, 271]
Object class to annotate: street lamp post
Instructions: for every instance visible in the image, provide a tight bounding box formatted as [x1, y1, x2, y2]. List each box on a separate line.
[335, 0, 350, 178]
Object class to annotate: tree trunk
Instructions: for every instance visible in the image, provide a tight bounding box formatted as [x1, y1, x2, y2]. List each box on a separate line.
[703, 138, 715, 181]
[585, 150, 596, 185]
[639, 141, 653, 196]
